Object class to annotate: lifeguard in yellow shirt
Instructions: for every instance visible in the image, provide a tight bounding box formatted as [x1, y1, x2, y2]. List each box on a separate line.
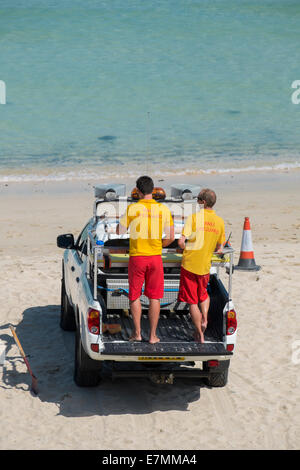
[117, 176, 174, 344]
[178, 189, 225, 343]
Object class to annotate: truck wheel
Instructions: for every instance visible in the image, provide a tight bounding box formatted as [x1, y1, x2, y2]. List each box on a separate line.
[205, 369, 229, 388]
[60, 276, 76, 331]
[74, 327, 102, 387]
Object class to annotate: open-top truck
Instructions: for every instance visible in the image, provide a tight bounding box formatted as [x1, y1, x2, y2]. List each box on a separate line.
[57, 183, 237, 387]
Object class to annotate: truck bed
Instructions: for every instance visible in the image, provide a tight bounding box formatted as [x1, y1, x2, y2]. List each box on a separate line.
[100, 274, 231, 357]
[101, 311, 230, 356]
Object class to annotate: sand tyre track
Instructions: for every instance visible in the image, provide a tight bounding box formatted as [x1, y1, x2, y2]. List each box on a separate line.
[74, 326, 102, 387]
[203, 361, 229, 388]
[60, 270, 76, 331]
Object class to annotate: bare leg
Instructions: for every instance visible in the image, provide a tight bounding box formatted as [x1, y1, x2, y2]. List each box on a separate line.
[189, 304, 205, 343]
[129, 298, 142, 341]
[199, 295, 210, 333]
[148, 299, 160, 344]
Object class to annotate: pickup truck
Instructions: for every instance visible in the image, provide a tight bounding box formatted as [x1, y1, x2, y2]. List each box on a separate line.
[56, 183, 237, 388]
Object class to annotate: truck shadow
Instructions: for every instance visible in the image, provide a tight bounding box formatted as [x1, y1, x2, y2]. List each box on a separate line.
[0, 305, 207, 417]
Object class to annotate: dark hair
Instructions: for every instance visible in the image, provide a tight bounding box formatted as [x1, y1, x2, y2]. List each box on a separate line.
[197, 188, 217, 208]
[136, 175, 154, 196]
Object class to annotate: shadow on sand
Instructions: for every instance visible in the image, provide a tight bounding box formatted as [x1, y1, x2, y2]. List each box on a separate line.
[0, 305, 206, 417]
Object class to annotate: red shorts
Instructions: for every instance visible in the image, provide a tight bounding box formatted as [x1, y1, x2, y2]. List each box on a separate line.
[128, 255, 164, 301]
[178, 267, 210, 304]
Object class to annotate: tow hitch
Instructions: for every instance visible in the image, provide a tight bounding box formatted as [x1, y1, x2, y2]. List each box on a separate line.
[150, 372, 174, 385]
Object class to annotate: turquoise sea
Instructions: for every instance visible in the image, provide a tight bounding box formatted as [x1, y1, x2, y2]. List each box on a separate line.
[1, 0, 300, 182]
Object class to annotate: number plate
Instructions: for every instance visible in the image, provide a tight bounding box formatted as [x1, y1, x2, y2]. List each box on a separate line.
[138, 356, 185, 361]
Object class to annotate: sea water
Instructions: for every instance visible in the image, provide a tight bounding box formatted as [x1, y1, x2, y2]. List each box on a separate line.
[1, 0, 300, 182]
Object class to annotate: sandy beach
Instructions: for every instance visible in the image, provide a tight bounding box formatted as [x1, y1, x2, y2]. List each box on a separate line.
[0, 170, 300, 450]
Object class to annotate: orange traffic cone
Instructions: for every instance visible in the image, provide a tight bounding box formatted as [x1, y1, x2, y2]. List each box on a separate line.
[235, 217, 261, 271]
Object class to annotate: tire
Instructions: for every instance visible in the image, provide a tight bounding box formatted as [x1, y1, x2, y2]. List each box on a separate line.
[60, 276, 76, 331]
[203, 360, 229, 387]
[205, 369, 229, 388]
[74, 326, 102, 387]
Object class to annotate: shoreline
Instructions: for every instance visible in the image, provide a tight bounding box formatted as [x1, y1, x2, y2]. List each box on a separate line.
[1, 168, 300, 197]
[0, 159, 300, 184]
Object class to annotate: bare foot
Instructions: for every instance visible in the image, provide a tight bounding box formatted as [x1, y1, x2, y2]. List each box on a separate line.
[149, 335, 160, 344]
[129, 332, 142, 342]
[194, 331, 205, 343]
[198, 334, 205, 344]
[201, 321, 207, 333]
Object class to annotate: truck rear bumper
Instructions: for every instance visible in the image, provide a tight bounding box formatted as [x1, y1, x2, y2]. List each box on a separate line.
[108, 359, 231, 383]
[98, 354, 231, 362]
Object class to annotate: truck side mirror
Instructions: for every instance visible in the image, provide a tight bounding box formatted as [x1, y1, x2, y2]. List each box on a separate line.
[57, 233, 75, 249]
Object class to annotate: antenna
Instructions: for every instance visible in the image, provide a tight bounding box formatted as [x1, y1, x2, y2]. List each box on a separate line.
[224, 231, 232, 247]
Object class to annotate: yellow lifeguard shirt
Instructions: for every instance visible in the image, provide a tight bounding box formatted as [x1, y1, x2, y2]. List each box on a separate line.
[120, 199, 174, 256]
[181, 209, 225, 275]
